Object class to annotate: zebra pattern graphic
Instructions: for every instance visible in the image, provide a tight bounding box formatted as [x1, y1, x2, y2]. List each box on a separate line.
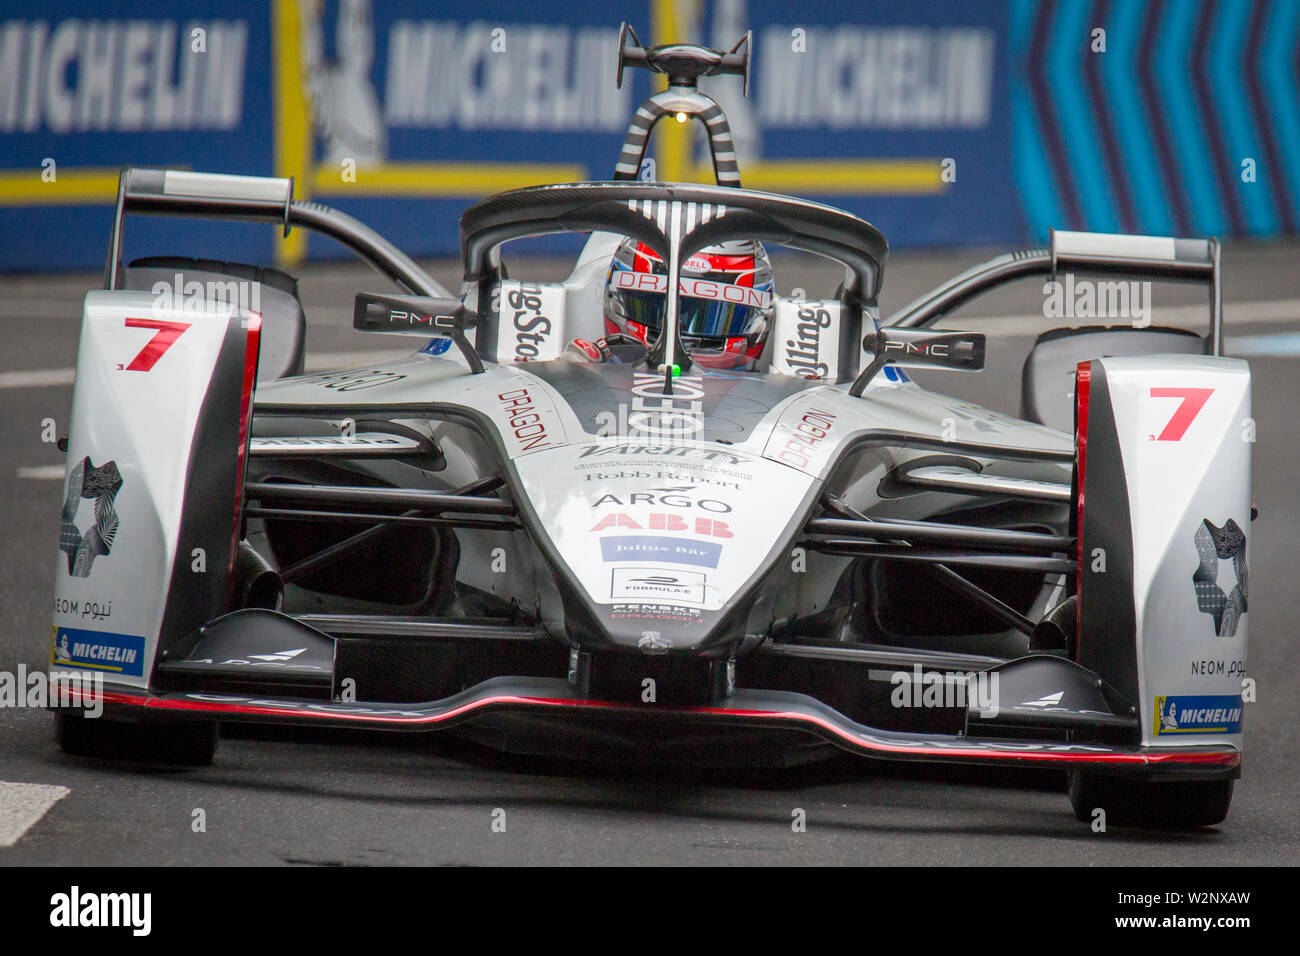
[1192, 517, 1247, 637]
[613, 90, 742, 187]
[59, 456, 122, 577]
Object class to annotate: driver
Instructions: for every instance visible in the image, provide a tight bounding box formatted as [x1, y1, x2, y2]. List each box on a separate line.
[567, 237, 774, 369]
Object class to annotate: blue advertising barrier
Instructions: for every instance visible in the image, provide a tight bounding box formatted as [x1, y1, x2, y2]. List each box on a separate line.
[0, 0, 1297, 274]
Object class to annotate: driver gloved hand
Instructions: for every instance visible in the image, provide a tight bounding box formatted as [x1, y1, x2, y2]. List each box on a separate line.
[564, 335, 647, 364]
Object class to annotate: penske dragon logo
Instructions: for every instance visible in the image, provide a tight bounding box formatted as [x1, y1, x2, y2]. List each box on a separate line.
[1192, 518, 1247, 637]
[59, 457, 122, 578]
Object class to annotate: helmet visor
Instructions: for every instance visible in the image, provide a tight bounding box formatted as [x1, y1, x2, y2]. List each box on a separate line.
[611, 273, 771, 341]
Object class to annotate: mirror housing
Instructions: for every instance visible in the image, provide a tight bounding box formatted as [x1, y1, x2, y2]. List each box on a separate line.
[353, 292, 482, 373]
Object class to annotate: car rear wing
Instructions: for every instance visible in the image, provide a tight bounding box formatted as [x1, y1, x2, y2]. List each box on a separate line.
[888, 229, 1223, 356]
[103, 168, 452, 299]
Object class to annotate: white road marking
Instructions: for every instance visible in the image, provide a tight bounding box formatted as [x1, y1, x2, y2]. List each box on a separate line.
[0, 367, 76, 389]
[0, 298, 85, 319]
[0, 781, 69, 847]
[930, 296, 1300, 335]
[1, 296, 1296, 391]
[0, 350, 415, 390]
[1225, 331, 1300, 357]
[17, 465, 65, 479]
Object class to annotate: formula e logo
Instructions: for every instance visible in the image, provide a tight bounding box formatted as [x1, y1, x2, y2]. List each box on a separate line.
[611, 566, 706, 604]
[1192, 518, 1247, 637]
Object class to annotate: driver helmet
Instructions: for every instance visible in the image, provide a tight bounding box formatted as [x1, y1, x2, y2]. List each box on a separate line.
[603, 237, 774, 370]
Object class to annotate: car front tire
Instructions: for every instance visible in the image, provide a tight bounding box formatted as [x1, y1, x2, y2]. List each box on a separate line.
[1068, 769, 1233, 829]
[56, 712, 219, 766]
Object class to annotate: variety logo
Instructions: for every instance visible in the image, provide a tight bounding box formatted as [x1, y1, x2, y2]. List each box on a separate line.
[51, 626, 145, 677]
[1153, 694, 1244, 735]
[577, 443, 746, 466]
[599, 536, 722, 569]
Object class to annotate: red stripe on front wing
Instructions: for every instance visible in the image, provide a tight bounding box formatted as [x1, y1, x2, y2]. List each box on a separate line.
[69, 688, 1239, 767]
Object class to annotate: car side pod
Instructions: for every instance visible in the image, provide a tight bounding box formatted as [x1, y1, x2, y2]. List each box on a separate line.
[1069, 353, 1250, 826]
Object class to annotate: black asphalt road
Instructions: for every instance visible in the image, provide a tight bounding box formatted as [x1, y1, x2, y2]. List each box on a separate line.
[1, 244, 1297, 865]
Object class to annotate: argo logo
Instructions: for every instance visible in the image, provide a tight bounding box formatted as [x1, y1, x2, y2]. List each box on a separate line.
[591, 486, 731, 513]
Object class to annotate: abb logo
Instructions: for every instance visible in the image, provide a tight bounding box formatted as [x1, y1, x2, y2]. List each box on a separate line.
[590, 513, 734, 538]
[1150, 387, 1214, 441]
[119, 318, 190, 371]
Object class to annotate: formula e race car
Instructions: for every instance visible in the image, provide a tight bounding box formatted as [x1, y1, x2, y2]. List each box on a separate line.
[48, 27, 1251, 829]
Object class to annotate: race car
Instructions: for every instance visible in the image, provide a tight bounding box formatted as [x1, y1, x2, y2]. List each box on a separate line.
[47, 26, 1250, 829]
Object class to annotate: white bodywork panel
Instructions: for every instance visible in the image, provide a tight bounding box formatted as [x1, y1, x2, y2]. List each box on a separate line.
[1098, 355, 1251, 748]
[768, 298, 843, 380]
[51, 291, 239, 687]
[514, 442, 815, 613]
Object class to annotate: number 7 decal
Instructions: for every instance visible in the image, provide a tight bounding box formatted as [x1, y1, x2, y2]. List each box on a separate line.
[1150, 387, 1214, 441]
[121, 318, 191, 371]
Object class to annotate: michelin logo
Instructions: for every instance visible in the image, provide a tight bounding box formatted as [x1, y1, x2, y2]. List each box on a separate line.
[1154, 694, 1243, 735]
[51, 627, 145, 678]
